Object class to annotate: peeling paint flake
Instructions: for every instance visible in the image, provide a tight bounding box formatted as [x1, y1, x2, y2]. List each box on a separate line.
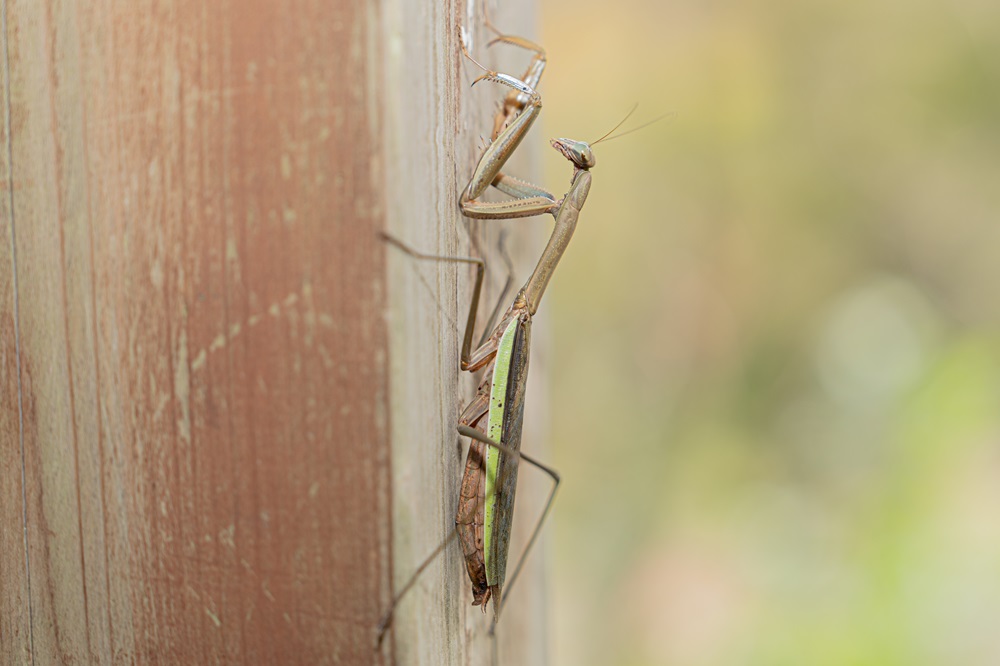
[226, 237, 239, 261]
[219, 524, 236, 549]
[150, 259, 164, 288]
[205, 609, 222, 628]
[209, 334, 226, 352]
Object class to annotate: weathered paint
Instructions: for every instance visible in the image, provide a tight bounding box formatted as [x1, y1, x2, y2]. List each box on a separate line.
[0, 0, 390, 663]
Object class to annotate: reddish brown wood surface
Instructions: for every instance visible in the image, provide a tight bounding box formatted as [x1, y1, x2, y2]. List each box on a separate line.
[1, 1, 390, 663]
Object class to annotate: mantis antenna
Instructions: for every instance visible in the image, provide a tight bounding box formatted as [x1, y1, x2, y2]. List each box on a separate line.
[591, 106, 675, 145]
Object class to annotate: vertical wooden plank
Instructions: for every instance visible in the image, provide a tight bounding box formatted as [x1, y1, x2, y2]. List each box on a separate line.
[4, 2, 94, 662]
[5, 0, 391, 663]
[379, 0, 467, 658]
[0, 2, 33, 661]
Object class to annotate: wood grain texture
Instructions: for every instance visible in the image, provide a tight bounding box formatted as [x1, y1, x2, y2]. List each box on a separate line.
[1, 3, 32, 660]
[2, 0, 391, 663]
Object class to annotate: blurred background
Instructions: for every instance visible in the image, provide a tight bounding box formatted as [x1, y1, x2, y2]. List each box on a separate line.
[524, 0, 1000, 663]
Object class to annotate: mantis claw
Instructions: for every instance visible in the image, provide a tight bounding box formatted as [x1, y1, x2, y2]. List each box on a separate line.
[471, 72, 495, 88]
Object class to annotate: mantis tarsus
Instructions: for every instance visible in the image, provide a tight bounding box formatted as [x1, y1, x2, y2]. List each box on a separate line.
[377, 24, 655, 646]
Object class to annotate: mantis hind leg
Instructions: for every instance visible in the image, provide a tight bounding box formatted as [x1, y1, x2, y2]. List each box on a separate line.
[456, 424, 560, 622]
[374, 527, 460, 648]
[375, 384, 493, 647]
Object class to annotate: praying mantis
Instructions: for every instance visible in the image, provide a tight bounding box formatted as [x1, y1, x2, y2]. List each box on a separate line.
[377, 20, 658, 647]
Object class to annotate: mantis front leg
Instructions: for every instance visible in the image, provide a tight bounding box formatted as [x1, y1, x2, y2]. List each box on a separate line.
[460, 48, 558, 220]
[487, 34, 546, 140]
[482, 21, 547, 139]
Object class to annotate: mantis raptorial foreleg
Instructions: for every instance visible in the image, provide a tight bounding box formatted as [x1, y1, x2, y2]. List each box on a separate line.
[486, 34, 546, 140]
[481, 12, 547, 140]
[465, 2, 547, 141]
[459, 40, 558, 220]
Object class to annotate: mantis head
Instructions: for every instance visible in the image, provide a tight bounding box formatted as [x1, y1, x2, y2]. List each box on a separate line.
[550, 138, 596, 170]
[558, 106, 672, 172]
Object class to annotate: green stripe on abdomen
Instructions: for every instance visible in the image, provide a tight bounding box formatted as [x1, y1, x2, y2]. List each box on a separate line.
[483, 317, 519, 584]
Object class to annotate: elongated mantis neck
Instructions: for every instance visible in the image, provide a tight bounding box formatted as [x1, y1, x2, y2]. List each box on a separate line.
[522, 169, 593, 314]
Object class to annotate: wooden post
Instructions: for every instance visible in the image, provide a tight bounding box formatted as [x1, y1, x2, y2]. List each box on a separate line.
[0, 0, 543, 664]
